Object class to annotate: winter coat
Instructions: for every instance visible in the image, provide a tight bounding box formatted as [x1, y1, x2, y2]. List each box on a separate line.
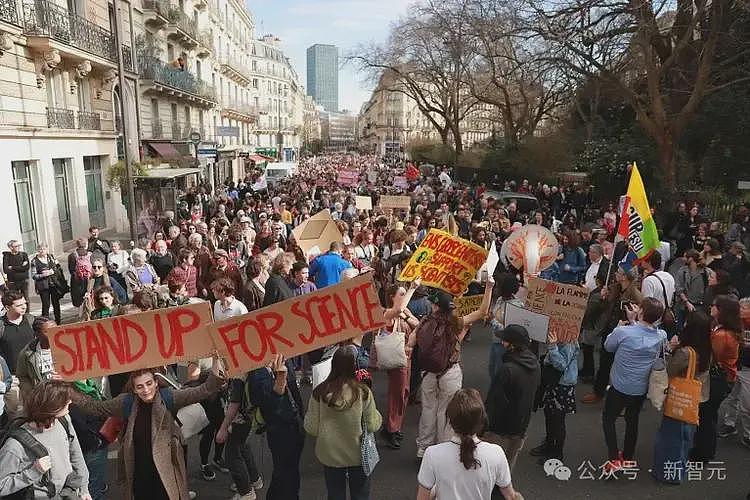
[557, 246, 587, 284]
[485, 348, 540, 437]
[73, 374, 222, 500]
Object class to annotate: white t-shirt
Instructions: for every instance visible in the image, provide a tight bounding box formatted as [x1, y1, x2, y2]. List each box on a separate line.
[642, 271, 676, 307]
[439, 172, 452, 189]
[213, 297, 248, 321]
[417, 437, 511, 500]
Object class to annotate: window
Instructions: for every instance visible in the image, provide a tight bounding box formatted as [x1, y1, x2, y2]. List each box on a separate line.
[77, 78, 92, 111]
[45, 69, 66, 109]
[171, 103, 178, 123]
[252, 60, 257, 71]
[150, 98, 159, 120]
[184, 106, 191, 129]
[167, 44, 175, 62]
[12, 161, 36, 236]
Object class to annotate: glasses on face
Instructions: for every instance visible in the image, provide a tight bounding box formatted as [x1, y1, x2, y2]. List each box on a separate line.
[92, 265, 103, 269]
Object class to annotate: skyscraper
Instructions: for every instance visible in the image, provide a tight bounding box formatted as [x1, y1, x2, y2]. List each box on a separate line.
[307, 44, 339, 112]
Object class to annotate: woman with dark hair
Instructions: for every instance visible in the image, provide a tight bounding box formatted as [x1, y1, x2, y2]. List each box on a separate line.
[532, 211, 548, 228]
[652, 311, 712, 484]
[72, 359, 226, 500]
[354, 229, 377, 267]
[0, 380, 91, 499]
[703, 269, 739, 308]
[416, 388, 521, 500]
[243, 255, 270, 312]
[378, 280, 421, 449]
[304, 346, 382, 500]
[89, 286, 122, 320]
[556, 232, 587, 284]
[702, 238, 723, 271]
[167, 249, 198, 298]
[691, 295, 743, 462]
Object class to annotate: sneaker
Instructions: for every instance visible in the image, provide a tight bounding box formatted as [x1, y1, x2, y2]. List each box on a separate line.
[394, 431, 404, 442]
[251, 476, 264, 490]
[581, 393, 603, 404]
[188, 492, 197, 500]
[529, 442, 550, 457]
[231, 492, 256, 500]
[380, 429, 401, 449]
[717, 425, 738, 438]
[200, 464, 216, 481]
[213, 457, 230, 473]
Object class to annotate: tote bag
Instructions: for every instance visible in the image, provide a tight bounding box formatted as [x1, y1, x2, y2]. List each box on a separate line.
[663, 347, 702, 425]
[373, 330, 407, 370]
[360, 406, 380, 476]
[647, 342, 668, 411]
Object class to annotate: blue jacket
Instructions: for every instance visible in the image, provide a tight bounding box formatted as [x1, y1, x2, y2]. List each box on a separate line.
[557, 246, 586, 284]
[545, 342, 579, 386]
[309, 252, 352, 288]
[250, 361, 305, 429]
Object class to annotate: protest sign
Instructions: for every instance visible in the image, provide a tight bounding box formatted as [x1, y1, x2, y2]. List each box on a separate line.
[486, 241, 500, 277]
[394, 176, 408, 189]
[379, 195, 411, 210]
[50, 302, 214, 381]
[209, 273, 386, 376]
[399, 229, 489, 296]
[312, 357, 332, 389]
[337, 170, 359, 186]
[504, 303, 551, 343]
[454, 295, 483, 318]
[500, 225, 558, 275]
[525, 277, 590, 342]
[356, 195, 373, 210]
[291, 209, 343, 255]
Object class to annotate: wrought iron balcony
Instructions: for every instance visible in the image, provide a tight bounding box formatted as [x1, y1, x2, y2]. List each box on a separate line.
[166, 7, 200, 48]
[142, 0, 169, 26]
[139, 55, 217, 104]
[152, 120, 164, 138]
[171, 123, 182, 140]
[22, 0, 117, 62]
[0, 0, 20, 25]
[122, 44, 134, 72]
[218, 54, 251, 85]
[221, 100, 257, 122]
[77, 110, 101, 130]
[47, 107, 75, 129]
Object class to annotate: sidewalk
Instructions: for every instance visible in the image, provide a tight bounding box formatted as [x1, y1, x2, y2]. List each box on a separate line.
[26, 229, 133, 324]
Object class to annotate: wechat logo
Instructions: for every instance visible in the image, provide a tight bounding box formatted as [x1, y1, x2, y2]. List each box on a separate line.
[544, 458, 572, 481]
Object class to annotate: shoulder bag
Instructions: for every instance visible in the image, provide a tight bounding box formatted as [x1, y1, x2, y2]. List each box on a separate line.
[373, 323, 407, 370]
[648, 340, 669, 411]
[650, 273, 676, 332]
[663, 347, 701, 425]
[360, 400, 380, 476]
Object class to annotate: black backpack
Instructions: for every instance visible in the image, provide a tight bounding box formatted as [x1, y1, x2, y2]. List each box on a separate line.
[0, 417, 74, 500]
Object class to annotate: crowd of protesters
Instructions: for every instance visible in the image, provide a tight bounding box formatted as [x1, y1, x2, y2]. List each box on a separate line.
[0, 152, 747, 499]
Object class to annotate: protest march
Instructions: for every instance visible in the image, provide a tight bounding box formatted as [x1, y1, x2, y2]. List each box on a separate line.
[0, 153, 748, 500]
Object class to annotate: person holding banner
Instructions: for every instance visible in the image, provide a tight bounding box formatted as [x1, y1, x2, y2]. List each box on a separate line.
[71, 358, 227, 500]
[414, 277, 494, 461]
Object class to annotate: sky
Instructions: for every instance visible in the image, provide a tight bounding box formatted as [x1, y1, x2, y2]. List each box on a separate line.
[246, 0, 411, 113]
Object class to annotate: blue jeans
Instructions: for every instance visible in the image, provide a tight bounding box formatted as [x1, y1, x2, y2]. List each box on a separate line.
[653, 416, 695, 484]
[489, 343, 506, 381]
[323, 465, 370, 500]
[84, 448, 108, 500]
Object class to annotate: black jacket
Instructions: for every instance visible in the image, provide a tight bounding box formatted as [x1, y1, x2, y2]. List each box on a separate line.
[2, 251, 29, 284]
[486, 348, 540, 437]
[263, 273, 293, 307]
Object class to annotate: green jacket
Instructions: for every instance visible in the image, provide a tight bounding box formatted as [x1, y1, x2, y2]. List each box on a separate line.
[304, 383, 382, 468]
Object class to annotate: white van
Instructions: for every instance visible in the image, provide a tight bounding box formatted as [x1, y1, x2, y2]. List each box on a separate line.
[265, 161, 297, 185]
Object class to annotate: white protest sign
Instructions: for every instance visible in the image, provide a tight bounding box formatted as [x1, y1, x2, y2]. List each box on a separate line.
[504, 302, 550, 343]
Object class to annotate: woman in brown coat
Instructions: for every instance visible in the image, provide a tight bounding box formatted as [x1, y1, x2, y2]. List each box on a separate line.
[72, 359, 226, 500]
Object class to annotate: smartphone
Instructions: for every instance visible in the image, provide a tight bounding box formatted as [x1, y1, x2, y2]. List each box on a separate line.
[620, 301, 634, 314]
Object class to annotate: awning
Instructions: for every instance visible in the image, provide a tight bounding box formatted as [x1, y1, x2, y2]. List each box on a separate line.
[135, 168, 202, 179]
[248, 154, 269, 163]
[148, 142, 181, 158]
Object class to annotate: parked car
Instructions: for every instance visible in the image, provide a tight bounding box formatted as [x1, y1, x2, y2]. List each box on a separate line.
[482, 190, 540, 215]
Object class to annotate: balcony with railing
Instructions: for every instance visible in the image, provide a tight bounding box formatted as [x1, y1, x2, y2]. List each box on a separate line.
[221, 99, 257, 122]
[1, 0, 20, 26]
[171, 123, 182, 140]
[217, 54, 251, 86]
[122, 45, 134, 72]
[77, 110, 101, 130]
[142, 0, 170, 27]
[152, 120, 165, 138]
[139, 55, 216, 106]
[46, 107, 75, 129]
[165, 8, 210, 53]
[22, 0, 117, 65]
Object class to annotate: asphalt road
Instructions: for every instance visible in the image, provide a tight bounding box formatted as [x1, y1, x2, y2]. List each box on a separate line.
[110, 325, 749, 499]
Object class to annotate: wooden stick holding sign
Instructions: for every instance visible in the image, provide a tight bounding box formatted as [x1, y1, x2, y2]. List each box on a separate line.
[49, 302, 214, 381]
[209, 273, 386, 376]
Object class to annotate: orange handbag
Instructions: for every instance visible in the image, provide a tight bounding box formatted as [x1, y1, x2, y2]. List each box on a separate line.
[663, 347, 702, 425]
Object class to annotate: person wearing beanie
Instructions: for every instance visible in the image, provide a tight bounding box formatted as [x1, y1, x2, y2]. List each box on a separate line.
[484, 325, 540, 470]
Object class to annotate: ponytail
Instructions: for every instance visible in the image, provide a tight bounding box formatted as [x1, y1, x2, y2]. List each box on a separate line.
[459, 433, 480, 470]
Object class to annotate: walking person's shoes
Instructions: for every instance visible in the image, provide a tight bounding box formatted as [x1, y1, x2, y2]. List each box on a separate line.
[188, 492, 197, 499]
[200, 463, 216, 481]
[529, 441, 550, 457]
[581, 392, 603, 404]
[380, 428, 401, 449]
[717, 424, 738, 438]
[231, 491, 256, 500]
[212, 457, 230, 473]
[251, 476, 264, 491]
[394, 431, 404, 442]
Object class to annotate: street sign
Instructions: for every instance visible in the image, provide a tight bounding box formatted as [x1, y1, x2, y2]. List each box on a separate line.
[189, 131, 201, 144]
[216, 126, 240, 137]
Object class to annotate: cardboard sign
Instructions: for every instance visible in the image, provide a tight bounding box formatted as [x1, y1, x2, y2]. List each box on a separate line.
[504, 303, 551, 343]
[50, 302, 214, 381]
[291, 209, 343, 256]
[209, 273, 386, 376]
[356, 196, 373, 211]
[337, 170, 359, 186]
[379, 195, 411, 210]
[399, 229, 489, 296]
[454, 295, 483, 318]
[525, 277, 589, 342]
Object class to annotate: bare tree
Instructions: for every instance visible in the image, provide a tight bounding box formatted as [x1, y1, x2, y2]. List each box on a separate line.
[528, 0, 749, 191]
[348, 0, 478, 154]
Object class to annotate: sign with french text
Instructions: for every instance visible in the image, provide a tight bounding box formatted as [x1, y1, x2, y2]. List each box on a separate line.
[454, 295, 483, 318]
[209, 273, 385, 376]
[50, 302, 214, 381]
[399, 229, 489, 296]
[379, 195, 411, 210]
[525, 277, 589, 342]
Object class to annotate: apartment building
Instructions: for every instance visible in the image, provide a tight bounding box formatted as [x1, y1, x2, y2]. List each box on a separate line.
[0, 0, 137, 255]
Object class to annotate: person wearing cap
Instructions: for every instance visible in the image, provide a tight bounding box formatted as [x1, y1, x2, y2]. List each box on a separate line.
[411, 277, 495, 460]
[485, 324, 540, 471]
[530, 329, 579, 466]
